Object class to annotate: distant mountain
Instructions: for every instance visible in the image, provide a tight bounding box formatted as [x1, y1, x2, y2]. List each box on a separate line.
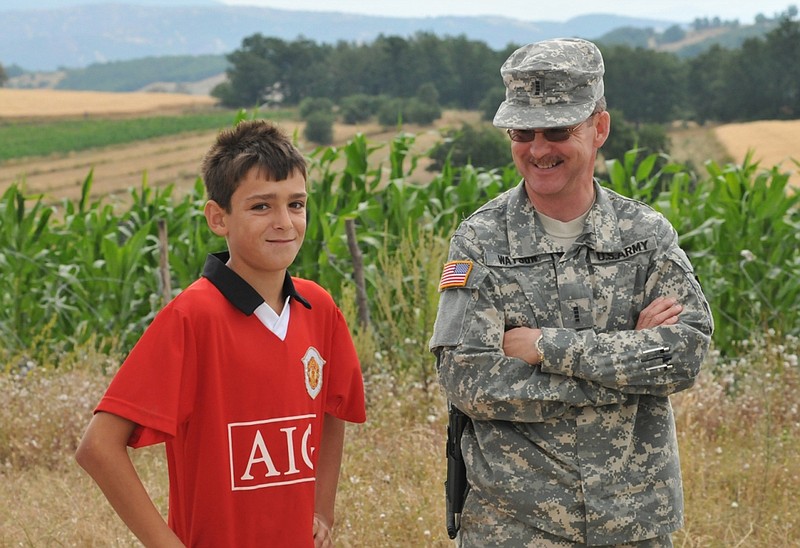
[0, 3, 678, 71]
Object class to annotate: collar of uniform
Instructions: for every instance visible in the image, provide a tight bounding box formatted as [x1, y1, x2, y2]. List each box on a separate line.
[506, 182, 552, 256]
[506, 180, 624, 255]
[202, 251, 312, 315]
[583, 181, 624, 251]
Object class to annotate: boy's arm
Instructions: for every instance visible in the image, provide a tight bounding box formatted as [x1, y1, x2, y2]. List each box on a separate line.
[75, 411, 184, 548]
[313, 414, 346, 547]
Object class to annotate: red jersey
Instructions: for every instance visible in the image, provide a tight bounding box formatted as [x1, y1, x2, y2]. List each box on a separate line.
[96, 252, 366, 547]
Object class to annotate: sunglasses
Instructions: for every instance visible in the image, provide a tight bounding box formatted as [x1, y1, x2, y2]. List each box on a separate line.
[506, 114, 596, 143]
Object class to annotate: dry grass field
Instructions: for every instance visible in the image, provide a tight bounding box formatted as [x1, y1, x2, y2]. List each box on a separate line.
[715, 120, 800, 185]
[2, 341, 798, 547]
[0, 89, 474, 204]
[0, 88, 217, 119]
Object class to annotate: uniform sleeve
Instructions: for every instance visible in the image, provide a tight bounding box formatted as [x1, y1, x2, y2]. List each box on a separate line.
[95, 304, 197, 448]
[430, 231, 626, 423]
[539, 222, 714, 396]
[323, 306, 366, 424]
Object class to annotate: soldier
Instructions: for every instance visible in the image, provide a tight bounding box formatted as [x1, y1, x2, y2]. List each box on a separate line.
[430, 38, 713, 547]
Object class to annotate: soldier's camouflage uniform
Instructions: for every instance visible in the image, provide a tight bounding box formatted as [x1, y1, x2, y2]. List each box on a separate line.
[430, 180, 714, 546]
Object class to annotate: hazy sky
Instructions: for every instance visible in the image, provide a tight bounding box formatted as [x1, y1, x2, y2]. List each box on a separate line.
[221, 1, 795, 24]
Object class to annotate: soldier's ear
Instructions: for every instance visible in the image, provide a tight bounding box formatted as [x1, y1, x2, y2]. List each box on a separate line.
[593, 111, 611, 148]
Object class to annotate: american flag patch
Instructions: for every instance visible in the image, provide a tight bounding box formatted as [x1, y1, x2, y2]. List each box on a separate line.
[438, 260, 473, 291]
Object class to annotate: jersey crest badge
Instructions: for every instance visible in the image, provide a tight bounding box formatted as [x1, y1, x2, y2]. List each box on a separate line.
[302, 346, 325, 399]
[438, 260, 473, 291]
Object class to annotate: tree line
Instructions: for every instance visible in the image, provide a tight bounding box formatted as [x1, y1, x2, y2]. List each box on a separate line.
[212, 15, 800, 126]
[211, 33, 508, 113]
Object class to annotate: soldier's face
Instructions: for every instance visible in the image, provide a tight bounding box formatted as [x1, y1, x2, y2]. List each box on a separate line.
[511, 111, 610, 207]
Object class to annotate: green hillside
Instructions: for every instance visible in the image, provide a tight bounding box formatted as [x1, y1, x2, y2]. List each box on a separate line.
[55, 54, 229, 92]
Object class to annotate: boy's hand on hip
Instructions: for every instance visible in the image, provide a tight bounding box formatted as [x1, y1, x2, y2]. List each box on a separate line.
[313, 513, 333, 548]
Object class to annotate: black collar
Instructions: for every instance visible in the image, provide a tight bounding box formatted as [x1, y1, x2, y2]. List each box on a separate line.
[202, 251, 312, 315]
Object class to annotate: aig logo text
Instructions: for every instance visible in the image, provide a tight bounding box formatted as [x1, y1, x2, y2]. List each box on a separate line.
[228, 414, 316, 491]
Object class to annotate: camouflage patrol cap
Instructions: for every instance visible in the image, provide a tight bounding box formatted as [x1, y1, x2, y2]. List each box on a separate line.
[493, 37, 604, 129]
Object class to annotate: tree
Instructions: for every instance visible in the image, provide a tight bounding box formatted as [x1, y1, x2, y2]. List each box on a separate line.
[601, 45, 687, 124]
[214, 35, 330, 108]
[377, 98, 406, 127]
[298, 97, 334, 120]
[371, 35, 417, 98]
[404, 98, 440, 124]
[214, 34, 285, 107]
[339, 94, 381, 124]
[736, 35, 777, 120]
[280, 38, 333, 103]
[404, 83, 442, 124]
[427, 123, 511, 171]
[298, 97, 335, 144]
[438, 35, 504, 109]
[601, 108, 670, 166]
[0, 63, 7, 87]
[688, 17, 800, 122]
[479, 86, 505, 122]
[686, 45, 738, 122]
[660, 24, 686, 44]
[600, 26, 654, 49]
[303, 111, 334, 145]
[761, 17, 800, 118]
[326, 41, 380, 98]
[218, 33, 506, 111]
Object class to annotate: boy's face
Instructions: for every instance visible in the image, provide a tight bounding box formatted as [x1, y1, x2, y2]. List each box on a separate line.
[205, 166, 307, 283]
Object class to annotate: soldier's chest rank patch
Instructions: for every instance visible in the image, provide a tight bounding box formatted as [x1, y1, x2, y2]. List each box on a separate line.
[438, 260, 473, 291]
[302, 347, 325, 399]
[591, 237, 653, 262]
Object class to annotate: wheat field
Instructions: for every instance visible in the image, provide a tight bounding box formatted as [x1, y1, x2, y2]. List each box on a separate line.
[714, 120, 800, 186]
[0, 88, 218, 119]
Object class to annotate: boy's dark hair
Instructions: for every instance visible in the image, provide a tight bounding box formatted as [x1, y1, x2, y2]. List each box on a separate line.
[202, 120, 308, 211]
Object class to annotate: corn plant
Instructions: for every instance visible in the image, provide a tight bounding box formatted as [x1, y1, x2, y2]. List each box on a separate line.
[693, 157, 800, 347]
[0, 184, 55, 355]
[2, 135, 798, 366]
[603, 150, 800, 351]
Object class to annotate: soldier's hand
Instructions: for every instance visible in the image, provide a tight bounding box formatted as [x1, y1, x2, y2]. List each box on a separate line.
[636, 297, 682, 330]
[503, 327, 542, 365]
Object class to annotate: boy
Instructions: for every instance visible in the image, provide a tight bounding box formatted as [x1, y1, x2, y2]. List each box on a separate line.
[76, 120, 366, 547]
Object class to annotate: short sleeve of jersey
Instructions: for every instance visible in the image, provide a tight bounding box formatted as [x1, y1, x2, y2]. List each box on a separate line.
[324, 305, 366, 424]
[95, 301, 197, 448]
